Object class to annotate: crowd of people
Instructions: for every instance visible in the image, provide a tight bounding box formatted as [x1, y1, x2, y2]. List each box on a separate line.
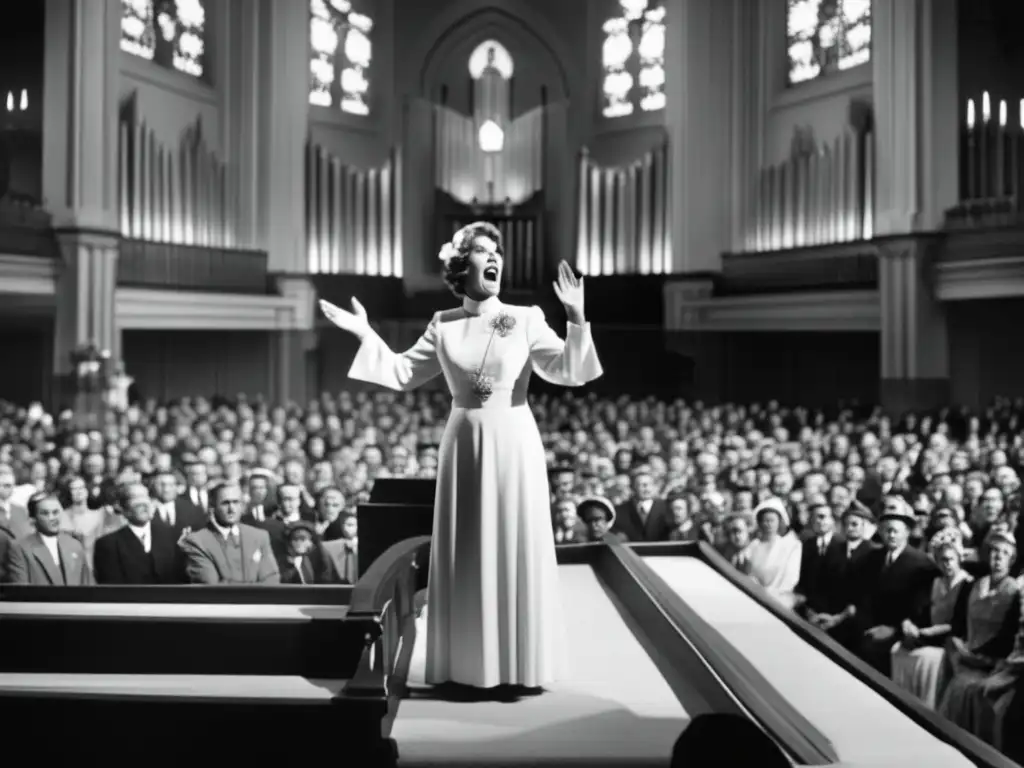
[0, 390, 1022, 760]
[547, 395, 1023, 761]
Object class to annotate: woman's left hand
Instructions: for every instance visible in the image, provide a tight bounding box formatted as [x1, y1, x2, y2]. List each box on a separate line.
[553, 260, 585, 324]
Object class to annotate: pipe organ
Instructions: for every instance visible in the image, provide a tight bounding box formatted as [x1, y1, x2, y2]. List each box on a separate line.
[118, 101, 235, 248]
[305, 142, 402, 276]
[745, 128, 875, 252]
[576, 142, 670, 276]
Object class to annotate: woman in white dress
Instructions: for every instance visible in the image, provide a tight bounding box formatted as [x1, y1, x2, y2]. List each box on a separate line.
[319, 222, 603, 690]
[747, 497, 802, 610]
[890, 528, 973, 709]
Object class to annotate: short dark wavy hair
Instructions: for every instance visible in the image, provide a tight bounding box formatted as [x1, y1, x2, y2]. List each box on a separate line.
[440, 221, 503, 297]
[27, 490, 60, 518]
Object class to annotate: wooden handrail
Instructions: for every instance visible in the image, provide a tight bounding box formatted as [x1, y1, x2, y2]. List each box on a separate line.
[344, 536, 430, 701]
[679, 540, 1024, 768]
[603, 536, 839, 765]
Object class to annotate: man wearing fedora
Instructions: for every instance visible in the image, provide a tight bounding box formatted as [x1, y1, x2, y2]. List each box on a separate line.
[845, 496, 938, 675]
[802, 499, 879, 649]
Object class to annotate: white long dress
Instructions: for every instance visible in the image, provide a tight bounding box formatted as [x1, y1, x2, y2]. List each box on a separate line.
[348, 295, 603, 687]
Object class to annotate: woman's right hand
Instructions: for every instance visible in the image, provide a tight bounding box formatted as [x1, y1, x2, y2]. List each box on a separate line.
[320, 298, 370, 340]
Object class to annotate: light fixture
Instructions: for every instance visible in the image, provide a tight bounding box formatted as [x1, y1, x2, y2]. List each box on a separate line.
[19, 89, 27, 110]
[478, 120, 504, 153]
[5, 91, 12, 112]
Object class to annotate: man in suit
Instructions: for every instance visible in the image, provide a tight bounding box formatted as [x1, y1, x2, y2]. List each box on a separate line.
[5, 492, 93, 585]
[0, 464, 33, 539]
[810, 501, 879, 648]
[180, 480, 280, 585]
[280, 459, 317, 519]
[150, 469, 207, 537]
[613, 467, 671, 542]
[93, 482, 185, 585]
[794, 495, 844, 618]
[851, 497, 939, 675]
[241, 469, 276, 527]
[0, 518, 15, 582]
[322, 513, 358, 584]
[176, 458, 211, 526]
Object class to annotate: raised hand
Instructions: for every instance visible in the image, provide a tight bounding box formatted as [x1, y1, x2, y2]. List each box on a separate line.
[319, 297, 371, 340]
[552, 260, 584, 324]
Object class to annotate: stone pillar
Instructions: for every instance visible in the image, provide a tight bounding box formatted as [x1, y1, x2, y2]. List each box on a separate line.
[41, 0, 121, 231]
[272, 276, 319, 404]
[257, 0, 310, 273]
[878, 236, 950, 414]
[872, 0, 959, 234]
[42, 0, 122, 393]
[663, 0, 736, 273]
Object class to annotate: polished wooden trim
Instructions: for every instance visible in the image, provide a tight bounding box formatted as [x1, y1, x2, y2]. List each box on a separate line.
[0, 602, 346, 621]
[607, 537, 839, 765]
[0, 584, 353, 605]
[650, 542, 1022, 768]
[349, 536, 431, 617]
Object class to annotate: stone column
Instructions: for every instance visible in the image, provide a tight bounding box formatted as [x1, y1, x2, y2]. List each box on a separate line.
[272, 276, 319, 404]
[873, 0, 957, 413]
[872, 0, 959, 234]
[878, 236, 950, 413]
[257, 0, 310, 273]
[42, 0, 122, 387]
[662, 0, 736, 273]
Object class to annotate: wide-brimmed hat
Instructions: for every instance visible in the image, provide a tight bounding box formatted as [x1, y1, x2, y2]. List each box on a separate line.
[878, 497, 915, 527]
[577, 496, 616, 528]
[285, 519, 317, 538]
[985, 530, 1017, 551]
[841, 500, 876, 524]
[753, 497, 789, 529]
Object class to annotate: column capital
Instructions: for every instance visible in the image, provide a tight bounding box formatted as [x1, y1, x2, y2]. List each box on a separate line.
[874, 232, 943, 262]
[53, 227, 121, 249]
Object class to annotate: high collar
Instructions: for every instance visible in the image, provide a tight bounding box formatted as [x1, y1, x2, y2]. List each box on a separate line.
[462, 295, 501, 316]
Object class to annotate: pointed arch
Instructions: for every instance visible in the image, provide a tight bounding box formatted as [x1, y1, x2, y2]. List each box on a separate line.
[404, 1, 574, 102]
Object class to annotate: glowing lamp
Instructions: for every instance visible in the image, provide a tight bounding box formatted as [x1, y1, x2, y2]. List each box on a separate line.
[478, 120, 504, 153]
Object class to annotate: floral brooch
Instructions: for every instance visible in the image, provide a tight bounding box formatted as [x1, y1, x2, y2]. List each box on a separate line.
[489, 311, 516, 337]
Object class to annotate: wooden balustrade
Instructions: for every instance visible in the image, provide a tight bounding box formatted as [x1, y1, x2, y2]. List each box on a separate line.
[117, 239, 268, 293]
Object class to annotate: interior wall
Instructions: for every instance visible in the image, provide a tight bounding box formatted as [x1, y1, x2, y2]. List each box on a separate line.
[673, 330, 880, 407]
[947, 298, 1024, 408]
[122, 329, 272, 402]
[0, 320, 52, 407]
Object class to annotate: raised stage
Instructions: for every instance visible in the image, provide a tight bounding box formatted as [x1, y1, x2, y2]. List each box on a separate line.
[0, 539, 1018, 768]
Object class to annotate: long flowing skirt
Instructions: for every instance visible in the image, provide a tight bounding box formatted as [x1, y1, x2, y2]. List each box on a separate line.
[891, 644, 945, 710]
[938, 662, 998, 737]
[424, 403, 565, 688]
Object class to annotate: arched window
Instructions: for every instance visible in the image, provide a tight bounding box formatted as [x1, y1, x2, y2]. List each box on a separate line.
[120, 0, 207, 79]
[601, 0, 666, 119]
[309, 0, 373, 116]
[787, 0, 871, 85]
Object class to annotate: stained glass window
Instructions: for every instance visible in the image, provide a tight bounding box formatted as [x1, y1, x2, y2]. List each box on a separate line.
[309, 0, 373, 116]
[120, 0, 207, 79]
[601, 0, 665, 119]
[787, 0, 871, 85]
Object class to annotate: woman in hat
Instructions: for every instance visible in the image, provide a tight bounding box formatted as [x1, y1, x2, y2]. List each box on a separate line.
[937, 530, 1021, 736]
[320, 223, 602, 691]
[747, 497, 803, 610]
[890, 528, 973, 709]
[576, 496, 624, 542]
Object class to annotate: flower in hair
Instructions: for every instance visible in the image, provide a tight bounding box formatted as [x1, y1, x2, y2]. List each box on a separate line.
[438, 242, 457, 263]
[490, 311, 516, 338]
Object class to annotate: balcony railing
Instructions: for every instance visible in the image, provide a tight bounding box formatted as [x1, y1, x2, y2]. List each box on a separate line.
[117, 239, 269, 293]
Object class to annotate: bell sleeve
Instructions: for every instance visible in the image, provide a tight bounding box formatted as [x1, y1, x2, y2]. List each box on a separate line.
[527, 305, 603, 387]
[348, 312, 442, 391]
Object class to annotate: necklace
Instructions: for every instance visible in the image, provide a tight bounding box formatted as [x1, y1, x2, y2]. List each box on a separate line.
[470, 310, 516, 401]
